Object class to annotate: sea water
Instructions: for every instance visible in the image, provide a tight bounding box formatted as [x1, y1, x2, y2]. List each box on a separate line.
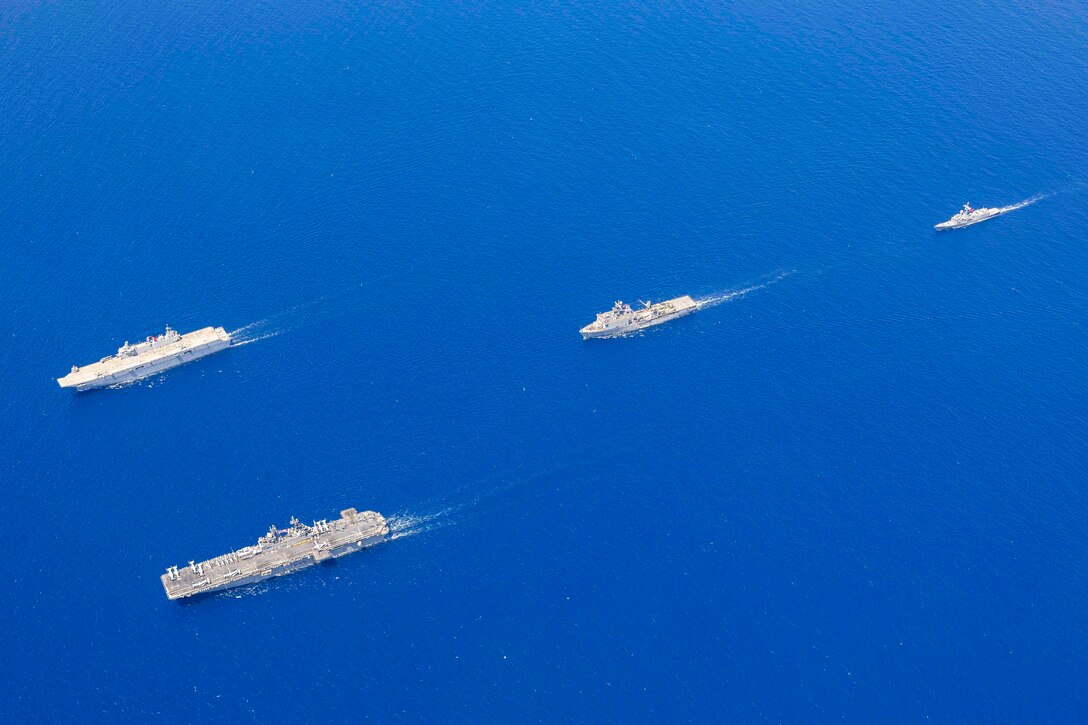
[2, 1, 1087, 720]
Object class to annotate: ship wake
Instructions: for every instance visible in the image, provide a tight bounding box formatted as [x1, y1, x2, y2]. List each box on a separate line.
[229, 282, 375, 346]
[230, 329, 283, 347]
[696, 269, 795, 309]
[998, 193, 1048, 214]
[229, 294, 334, 345]
[385, 460, 589, 541]
[386, 508, 461, 541]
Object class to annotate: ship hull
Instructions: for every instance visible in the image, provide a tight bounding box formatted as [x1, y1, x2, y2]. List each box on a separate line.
[168, 533, 386, 600]
[580, 307, 696, 339]
[161, 508, 389, 601]
[58, 327, 231, 391]
[935, 209, 1002, 231]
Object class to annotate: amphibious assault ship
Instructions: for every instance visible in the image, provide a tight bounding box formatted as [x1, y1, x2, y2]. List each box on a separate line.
[162, 507, 389, 600]
[57, 325, 231, 391]
[580, 296, 699, 339]
[935, 203, 1003, 231]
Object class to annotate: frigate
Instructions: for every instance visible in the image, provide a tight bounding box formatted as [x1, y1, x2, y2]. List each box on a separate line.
[57, 325, 231, 391]
[935, 203, 1003, 231]
[161, 507, 389, 600]
[580, 295, 699, 339]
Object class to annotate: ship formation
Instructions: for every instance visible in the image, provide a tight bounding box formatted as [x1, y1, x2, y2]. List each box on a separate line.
[57, 325, 231, 391]
[580, 295, 699, 339]
[162, 507, 389, 600]
[61, 193, 1040, 602]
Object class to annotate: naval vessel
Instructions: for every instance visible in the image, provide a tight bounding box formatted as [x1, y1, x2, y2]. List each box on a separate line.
[162, 507, 389, 600]
[57, 325, 231, 391]
[580, 296, 699, 339]
[935, 203, 1003, 231]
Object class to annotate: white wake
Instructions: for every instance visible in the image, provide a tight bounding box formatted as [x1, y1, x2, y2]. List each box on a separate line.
[998, 193, 1048, 214]
[228, 282, 374, 346]
[386, 507, 461, 541]
[384, 460, 591, 542]
[696, 269, 796, 309]
[230, 330, 283, 347]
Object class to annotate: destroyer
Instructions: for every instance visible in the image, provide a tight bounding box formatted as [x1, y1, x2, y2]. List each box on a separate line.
[161, 507, 389, 600]
[57, 325, 231, 391]
[580, 296, 699, 339]
[935, 202, 1004, 231]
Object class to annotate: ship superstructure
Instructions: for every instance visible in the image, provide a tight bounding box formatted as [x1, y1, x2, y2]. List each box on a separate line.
[935, 202, 1003, 231]
[57, 325, 231, 391]
[580, 295, 699, 339]
[161, 507, 389, 600]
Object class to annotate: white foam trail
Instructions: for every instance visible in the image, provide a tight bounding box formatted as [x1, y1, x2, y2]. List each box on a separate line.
[386, 507, 461, 541]
[229, 295, 330, 344]
[385, 460, 593, 541]
[998, 193, 1048, 214]
[229, 331, 283, 347]
[228, 281, 377, 346]
[696, 269, 796, 309]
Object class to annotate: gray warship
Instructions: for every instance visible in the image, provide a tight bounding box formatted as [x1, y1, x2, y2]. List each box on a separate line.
[580, 296, 699, 339]
[935, 202, 1003, 231]
[57, 325, 231, 391]
[162, 507, 389, 600]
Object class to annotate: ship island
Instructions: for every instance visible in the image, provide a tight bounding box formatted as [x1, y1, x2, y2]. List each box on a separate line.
[57, 325, 231, 391]
[162, 507, 389, 600]
[580, 296, 699, 339]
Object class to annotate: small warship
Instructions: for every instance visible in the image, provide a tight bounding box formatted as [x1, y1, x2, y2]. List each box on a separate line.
[580, 296, 699, 339]
[57, 325, 231, 391]
[161, 507, 389, 600]
[935, 203, 1004, 231]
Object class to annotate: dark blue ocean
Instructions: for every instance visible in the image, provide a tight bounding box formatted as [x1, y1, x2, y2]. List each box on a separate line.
[3, 1, 1088, 720]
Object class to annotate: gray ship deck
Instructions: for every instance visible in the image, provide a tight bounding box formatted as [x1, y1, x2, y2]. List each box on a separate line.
[580, 295, 699, 338]
[161, 508, 388, 600]
[58, 326, 230, 390]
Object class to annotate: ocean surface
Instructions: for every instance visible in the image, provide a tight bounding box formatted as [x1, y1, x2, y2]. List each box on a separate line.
[2, 1, 1088, 720]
